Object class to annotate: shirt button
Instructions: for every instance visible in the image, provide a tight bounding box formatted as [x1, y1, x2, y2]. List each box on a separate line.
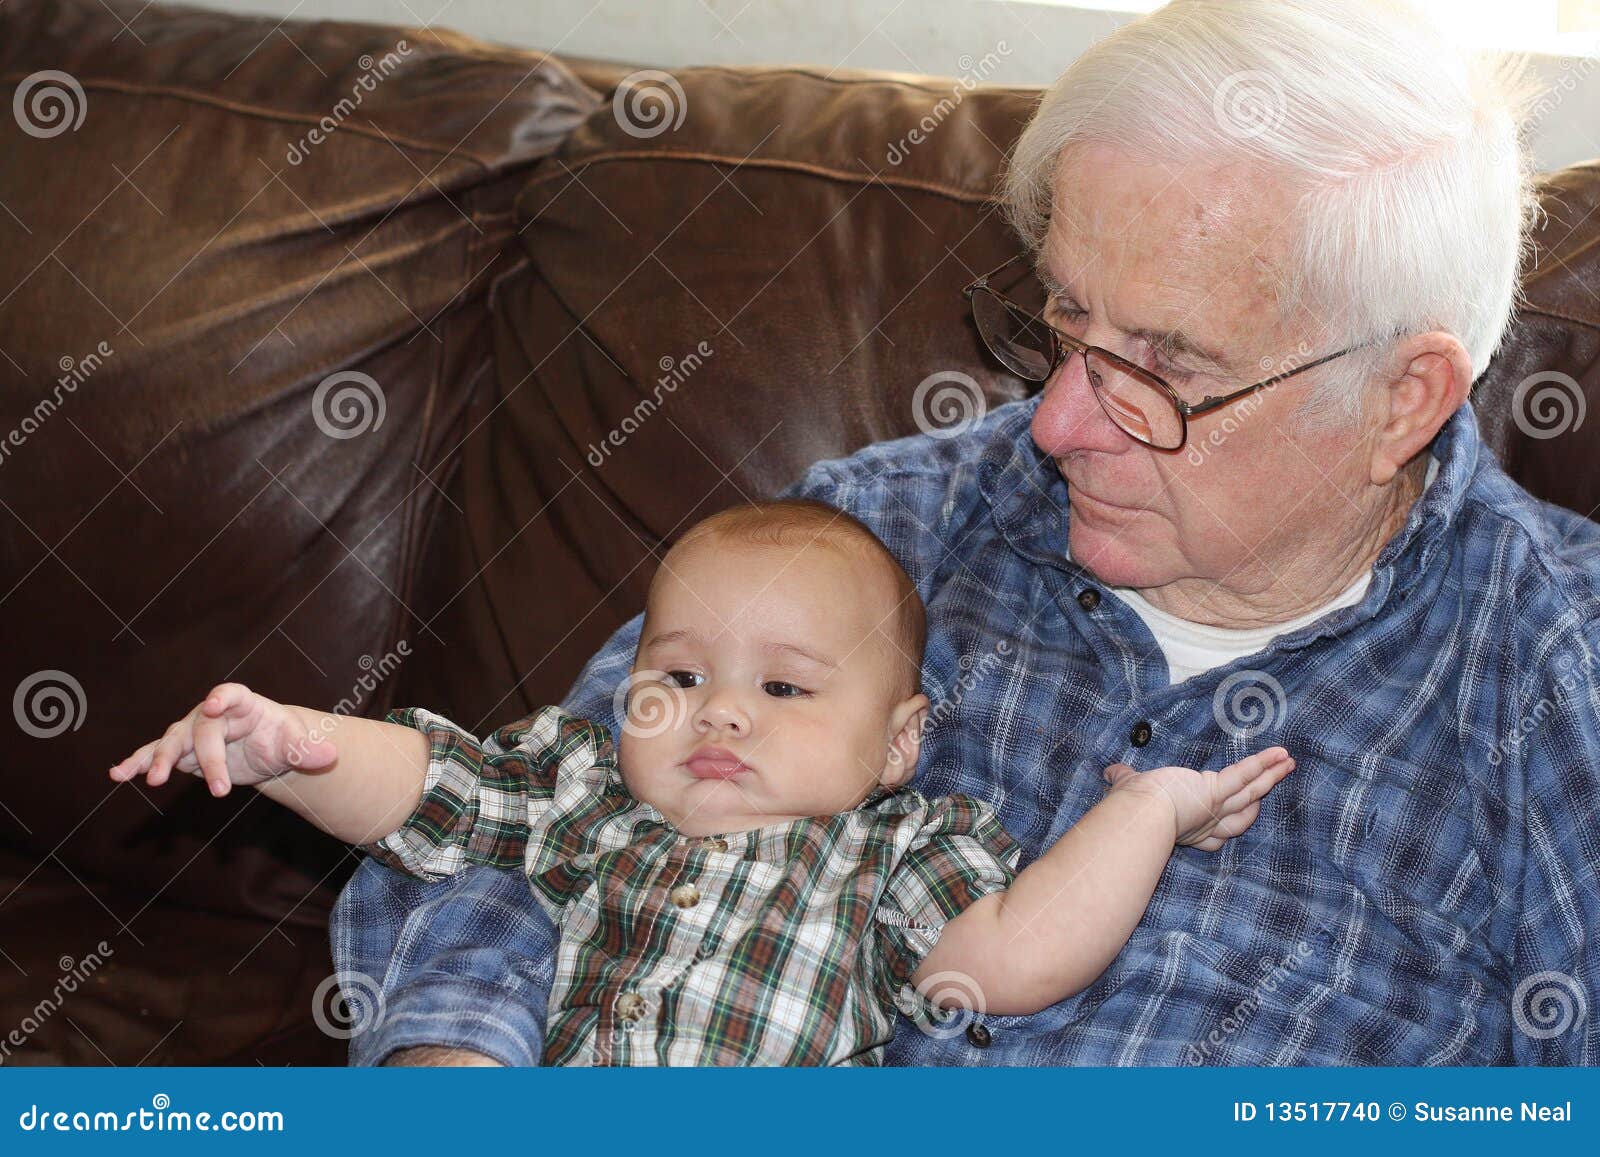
[700, 837, 729, 852]
[1076, 588, 1100, 611]
[614, 992, 647, 1023]
[1130, 721, 1153, 747]
[965, 1022, 992, 1048]
[669, 882, 701, 908]
[571, 853, 595, 870]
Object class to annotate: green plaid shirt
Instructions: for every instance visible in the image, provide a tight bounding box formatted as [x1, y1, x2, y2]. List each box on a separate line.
[358, 705, 1020, 1066]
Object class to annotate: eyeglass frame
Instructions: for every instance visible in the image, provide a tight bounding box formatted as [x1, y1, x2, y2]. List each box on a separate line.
[962, 254, 1371, 452]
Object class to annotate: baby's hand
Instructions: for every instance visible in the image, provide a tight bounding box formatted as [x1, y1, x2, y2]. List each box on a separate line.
[1102, 747, 1294, 851]
[107, 683, 337, 798]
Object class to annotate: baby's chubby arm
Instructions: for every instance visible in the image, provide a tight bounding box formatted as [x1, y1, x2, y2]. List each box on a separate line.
[107, 682, 430, 846]
[912, 747, 1294, 1016]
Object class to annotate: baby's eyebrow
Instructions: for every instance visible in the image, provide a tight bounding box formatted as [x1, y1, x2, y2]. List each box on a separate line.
[640, 629, 837, 670]
[762, 640, 837, 669]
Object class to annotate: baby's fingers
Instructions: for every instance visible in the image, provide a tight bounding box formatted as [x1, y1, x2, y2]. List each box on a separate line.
[108, 740, 158, 783]
[1215, 747, 1290, 793]
[1207, 799, 1262, 841]
[191, 713, 233, 798]
[145, 723, 201, 787]
[1216, 754, 1294, 817]
[200, 683, 254, 720]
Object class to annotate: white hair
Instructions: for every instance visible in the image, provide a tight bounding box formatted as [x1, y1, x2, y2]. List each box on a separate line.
[1001, 0, 1547, 429]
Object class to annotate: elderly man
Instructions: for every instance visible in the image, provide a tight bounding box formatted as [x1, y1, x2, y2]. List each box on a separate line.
[331, 0, 1600, 1065]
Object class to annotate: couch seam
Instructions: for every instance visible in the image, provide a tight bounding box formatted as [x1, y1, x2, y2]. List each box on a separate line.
[0, 73, 502, 171]
[374, 196, 482, 714]
[619, 62, 1040, 99]
[1517, 304, 1600, 334]
[522, 150, 1001, 206]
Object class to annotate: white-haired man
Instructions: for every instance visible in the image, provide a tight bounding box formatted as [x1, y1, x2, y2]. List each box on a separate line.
[329, 0, 1599, 1065]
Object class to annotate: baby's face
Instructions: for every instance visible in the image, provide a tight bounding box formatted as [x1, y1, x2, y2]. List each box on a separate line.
[616, 535, 927, 837]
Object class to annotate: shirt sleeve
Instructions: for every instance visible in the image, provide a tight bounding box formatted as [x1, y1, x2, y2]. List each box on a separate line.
[874, 794, 1021, 992]
[1509, 615, 1600, 1065]
[356, 704, 614, 884]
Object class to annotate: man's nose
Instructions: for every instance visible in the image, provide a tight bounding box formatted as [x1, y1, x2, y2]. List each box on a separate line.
[1029, 350, 1127, 457]
[693, 687, 751, 735]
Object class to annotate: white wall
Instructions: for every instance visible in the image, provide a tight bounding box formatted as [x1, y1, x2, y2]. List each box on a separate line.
[188, 0, 1133, 85]
[191, 0, 1600, 173]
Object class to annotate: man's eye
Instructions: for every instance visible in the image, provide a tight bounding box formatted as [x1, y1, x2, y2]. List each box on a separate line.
[1049, 301, 1087, 327]
[1155, 356, 1196, 382]
[762, 681, 807, 698]
[1137, 345, 1197, 382]
[666, 670, 703, 689]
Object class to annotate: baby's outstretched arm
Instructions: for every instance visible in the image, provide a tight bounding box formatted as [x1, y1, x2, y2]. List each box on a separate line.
[107, 682, 431, 846]
[913, 747, 1294, 1016]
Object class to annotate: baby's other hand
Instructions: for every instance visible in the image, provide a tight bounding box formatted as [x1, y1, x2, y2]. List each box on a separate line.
[107, 683, 336, 798]
[1102, 747, 1295, 851]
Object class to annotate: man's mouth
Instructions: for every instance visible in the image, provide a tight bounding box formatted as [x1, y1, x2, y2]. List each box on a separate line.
[1071, 488, 1134, 512]
[685, 746, 752, 779]
[1062, 483, 1139, 512]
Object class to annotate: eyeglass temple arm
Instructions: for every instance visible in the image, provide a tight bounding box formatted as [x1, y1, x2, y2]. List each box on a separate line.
[1182, 344, 1368, 416]
[964, 252, 1031, 293]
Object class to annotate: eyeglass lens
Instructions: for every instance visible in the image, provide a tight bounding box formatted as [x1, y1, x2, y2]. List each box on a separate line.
[972, 289, 1184, 449]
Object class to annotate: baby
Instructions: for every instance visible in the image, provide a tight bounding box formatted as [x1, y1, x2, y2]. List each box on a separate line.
[109, 498, 1292, 1066]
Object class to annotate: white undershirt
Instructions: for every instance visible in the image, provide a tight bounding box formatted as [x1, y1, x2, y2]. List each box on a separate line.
[1071, 457, 1439, 685]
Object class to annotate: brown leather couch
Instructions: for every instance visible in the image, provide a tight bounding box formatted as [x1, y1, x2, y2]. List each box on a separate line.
[1, 0, 1596, 1065]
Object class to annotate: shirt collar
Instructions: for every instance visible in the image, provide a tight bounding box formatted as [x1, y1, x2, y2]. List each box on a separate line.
[854, 783, 902, 811]
[977, 392, 1484, 623]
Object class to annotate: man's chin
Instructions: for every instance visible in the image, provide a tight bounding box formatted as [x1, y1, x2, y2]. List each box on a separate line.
[1066, 519, 1165, 589]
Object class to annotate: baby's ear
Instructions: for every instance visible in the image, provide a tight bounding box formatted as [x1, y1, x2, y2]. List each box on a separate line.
[883, 694, 930, 787]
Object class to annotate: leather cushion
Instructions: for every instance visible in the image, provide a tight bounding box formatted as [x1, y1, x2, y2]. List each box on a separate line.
[0, 0, 599, 918]
[392, 66, 1047, 726]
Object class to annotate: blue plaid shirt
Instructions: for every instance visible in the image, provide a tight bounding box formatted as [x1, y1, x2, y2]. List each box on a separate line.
[333, 392, 1600, 1065]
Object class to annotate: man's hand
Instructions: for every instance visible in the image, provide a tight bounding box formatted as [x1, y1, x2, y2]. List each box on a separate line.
[1102, 747, 1294, 851]
[108, 682, 337, 798]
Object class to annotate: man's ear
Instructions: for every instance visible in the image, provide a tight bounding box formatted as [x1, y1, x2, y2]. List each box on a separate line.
[1368, 332, 1472, 486]
[882, 693, 931, 788]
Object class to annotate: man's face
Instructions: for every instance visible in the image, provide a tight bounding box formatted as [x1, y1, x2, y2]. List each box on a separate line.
[1029, 142, 1374, 597]
[616, 535, 919, 837]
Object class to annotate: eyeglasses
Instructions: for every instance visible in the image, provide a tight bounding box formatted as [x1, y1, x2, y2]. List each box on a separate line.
[963, 255, 1368, 452]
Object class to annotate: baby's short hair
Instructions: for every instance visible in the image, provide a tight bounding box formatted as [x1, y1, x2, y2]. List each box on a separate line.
[666, 498, 927, 698]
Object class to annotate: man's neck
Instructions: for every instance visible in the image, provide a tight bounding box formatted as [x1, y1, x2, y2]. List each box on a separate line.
[1135, 457, 1427, 630]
